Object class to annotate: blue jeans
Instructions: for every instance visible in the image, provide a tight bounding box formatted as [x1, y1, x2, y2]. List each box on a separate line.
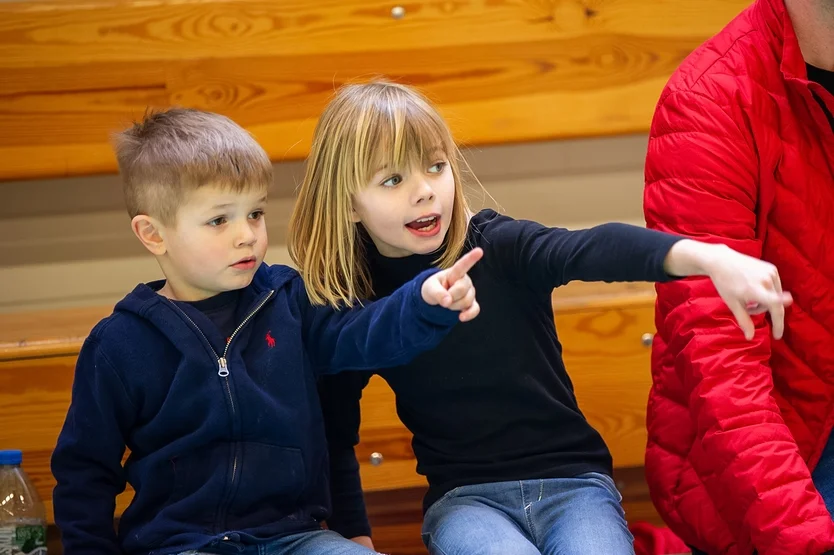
[813, 431, 834, 516]
[421, 473, 634, 555]
[180, 530, 379, 555]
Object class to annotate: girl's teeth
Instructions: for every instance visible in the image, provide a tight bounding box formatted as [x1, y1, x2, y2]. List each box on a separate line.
[406, 216, 438, 232]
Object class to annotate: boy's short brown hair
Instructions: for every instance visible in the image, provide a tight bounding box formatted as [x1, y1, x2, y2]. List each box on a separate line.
[113, 108, 273, 224]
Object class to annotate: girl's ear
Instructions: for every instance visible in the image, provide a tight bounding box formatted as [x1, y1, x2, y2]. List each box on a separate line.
[350, 196, 362, 223]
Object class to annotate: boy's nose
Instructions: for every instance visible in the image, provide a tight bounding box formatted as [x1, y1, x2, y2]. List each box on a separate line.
[235, 225, 257, 247]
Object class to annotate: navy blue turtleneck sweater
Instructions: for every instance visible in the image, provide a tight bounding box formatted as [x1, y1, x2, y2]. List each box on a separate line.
[320, 209, 683, 538]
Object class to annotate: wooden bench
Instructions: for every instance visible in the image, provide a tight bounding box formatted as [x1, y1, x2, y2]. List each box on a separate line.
[0, 0, 749, 181]
[0, 281, 660, 553]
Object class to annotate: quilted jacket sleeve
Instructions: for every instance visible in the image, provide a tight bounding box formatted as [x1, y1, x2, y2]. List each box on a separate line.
[644, 89, 834, 555]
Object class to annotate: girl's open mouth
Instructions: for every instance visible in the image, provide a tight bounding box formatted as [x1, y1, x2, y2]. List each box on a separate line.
[405, 215, 440, 237]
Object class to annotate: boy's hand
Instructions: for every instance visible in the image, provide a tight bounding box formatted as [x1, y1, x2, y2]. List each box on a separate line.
[665, 240, 792, 341]
[421, 247, 483, 322]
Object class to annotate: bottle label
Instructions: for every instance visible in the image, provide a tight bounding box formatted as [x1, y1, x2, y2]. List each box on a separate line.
[0, 525, 47, 555]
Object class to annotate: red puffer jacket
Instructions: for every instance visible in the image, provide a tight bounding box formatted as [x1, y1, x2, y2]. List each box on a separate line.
[643, 0, 834, 553]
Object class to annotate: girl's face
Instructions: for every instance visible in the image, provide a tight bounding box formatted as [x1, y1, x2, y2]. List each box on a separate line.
[352, 152, 456, 258]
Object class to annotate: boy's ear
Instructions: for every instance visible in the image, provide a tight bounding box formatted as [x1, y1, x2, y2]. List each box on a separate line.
[131, 215, 167, 256]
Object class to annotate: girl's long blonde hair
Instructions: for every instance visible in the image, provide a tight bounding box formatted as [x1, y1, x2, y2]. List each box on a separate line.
[289, 81, 476, 308]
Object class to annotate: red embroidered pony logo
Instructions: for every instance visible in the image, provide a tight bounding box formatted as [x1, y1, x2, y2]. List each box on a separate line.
[265, 331, 276, 348]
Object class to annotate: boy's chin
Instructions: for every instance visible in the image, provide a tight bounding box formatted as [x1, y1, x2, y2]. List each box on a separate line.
[224, 274, 256, 291]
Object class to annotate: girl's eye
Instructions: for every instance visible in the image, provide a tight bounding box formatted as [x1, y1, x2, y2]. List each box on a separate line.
[208, 217, 227, 227]
[382, 174, 403, 187]
[250, 210, 265, 220]
[428, 162, 447, 174]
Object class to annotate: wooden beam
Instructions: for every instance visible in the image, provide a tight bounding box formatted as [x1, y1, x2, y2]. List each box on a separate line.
[0, 0, 750, 181]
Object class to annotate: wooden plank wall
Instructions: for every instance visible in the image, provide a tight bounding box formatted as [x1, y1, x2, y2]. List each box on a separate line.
[0, 0, 750, 182]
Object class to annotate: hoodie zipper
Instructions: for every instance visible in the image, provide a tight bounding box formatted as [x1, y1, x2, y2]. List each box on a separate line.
[166, 289, 274, 527]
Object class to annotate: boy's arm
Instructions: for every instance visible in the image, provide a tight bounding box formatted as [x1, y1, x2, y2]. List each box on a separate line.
[319, 372, 374, 540]
[644, 90, 834, 554]
[301, 250, 481, 375]
[51, 336, 135, 555]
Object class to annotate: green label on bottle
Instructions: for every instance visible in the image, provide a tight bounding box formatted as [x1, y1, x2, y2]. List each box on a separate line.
[0, 525, 47, 555]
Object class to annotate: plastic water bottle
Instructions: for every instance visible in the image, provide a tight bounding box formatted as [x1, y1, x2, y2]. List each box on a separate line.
[0, 450, 46, 555]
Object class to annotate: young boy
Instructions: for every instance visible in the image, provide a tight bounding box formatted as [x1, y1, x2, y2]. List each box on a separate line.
[50, 108, 481, 555]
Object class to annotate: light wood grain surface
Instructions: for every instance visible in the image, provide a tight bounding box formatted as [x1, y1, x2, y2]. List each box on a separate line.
[0, 0, 749, 181]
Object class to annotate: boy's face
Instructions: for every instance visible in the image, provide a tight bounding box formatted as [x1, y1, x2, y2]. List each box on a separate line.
[152, 185, 268, 301]
[352, 155, 455, 258]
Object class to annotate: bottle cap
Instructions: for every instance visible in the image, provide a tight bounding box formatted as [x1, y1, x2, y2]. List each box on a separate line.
[0, 450, 23, 465]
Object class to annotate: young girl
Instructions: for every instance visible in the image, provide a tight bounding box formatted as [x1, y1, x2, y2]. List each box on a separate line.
[288, 81, 791, 554]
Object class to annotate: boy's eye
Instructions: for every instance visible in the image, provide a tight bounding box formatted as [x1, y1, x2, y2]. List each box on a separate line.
[208, 217, 227, 227]
[381, 174, 403, 188]
[428, 161, 447, 174]
[249, 210, 265, 220]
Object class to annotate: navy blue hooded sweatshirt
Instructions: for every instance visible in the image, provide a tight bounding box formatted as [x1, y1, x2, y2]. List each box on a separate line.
[51, 262, 458, 555]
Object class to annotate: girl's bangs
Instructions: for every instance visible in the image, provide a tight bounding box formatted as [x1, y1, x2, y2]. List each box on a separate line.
[357, 99, 453, 188]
